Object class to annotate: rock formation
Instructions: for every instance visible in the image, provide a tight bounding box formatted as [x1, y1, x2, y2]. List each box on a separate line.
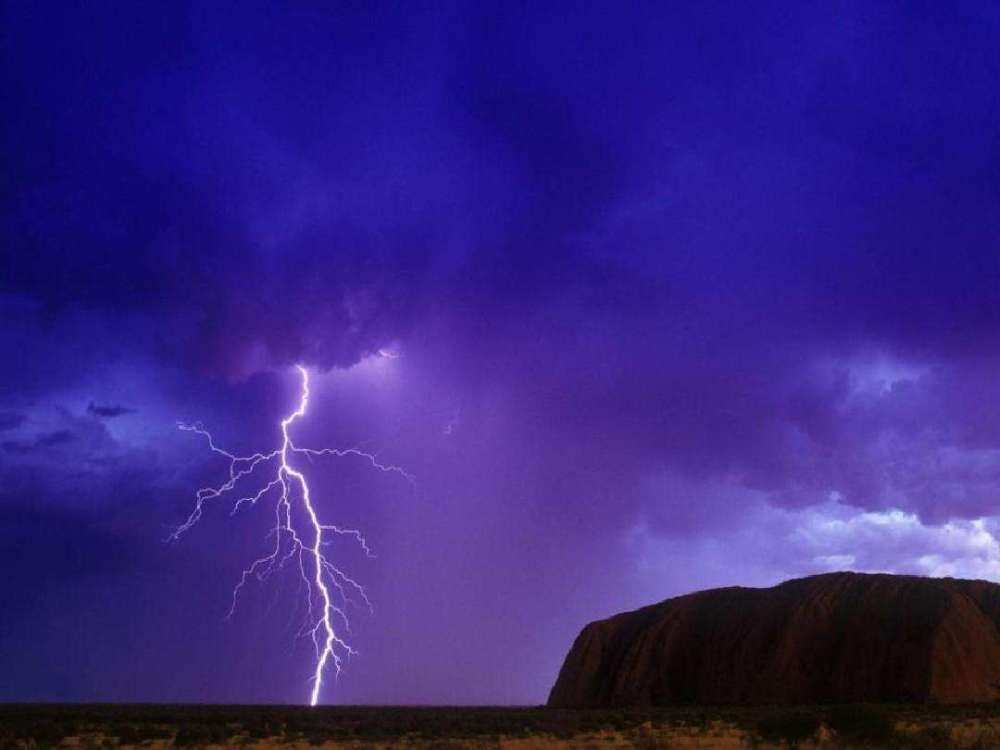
[548, 572, 1000, 706]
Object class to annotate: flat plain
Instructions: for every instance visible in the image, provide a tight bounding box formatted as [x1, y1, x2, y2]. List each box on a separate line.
[2, 703, 1000, 748]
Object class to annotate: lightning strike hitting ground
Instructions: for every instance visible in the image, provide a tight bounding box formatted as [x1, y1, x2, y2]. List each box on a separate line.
[173, 365, 412, 705]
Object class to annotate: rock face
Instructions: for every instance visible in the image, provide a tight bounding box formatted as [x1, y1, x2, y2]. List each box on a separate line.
[548, 572, 1000, 706]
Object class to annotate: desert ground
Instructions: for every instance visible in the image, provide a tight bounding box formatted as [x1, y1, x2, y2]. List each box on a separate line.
[2, 703, 1000, 749]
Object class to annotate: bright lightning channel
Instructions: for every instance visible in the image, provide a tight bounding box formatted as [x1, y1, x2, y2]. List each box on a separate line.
[172, 365, 412, 705]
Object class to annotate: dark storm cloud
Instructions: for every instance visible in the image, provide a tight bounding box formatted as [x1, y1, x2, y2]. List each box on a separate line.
[0, 412, 25, 431]
[7, 1, 997, 376]
[87, 402, 136, 419]
[2, 429, 75, 455]
[1, 1, 651, 375]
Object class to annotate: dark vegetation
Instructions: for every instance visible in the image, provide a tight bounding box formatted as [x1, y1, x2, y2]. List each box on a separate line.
[825, 704, 896, 745]
[0, 703, 998, 747]
[754, 710, 822, 744]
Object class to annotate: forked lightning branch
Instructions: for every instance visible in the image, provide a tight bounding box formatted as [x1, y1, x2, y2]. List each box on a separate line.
[172, 366, 412, 705]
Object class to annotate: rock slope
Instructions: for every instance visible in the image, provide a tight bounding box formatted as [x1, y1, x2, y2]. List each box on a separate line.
[548, 572, 1000, 706]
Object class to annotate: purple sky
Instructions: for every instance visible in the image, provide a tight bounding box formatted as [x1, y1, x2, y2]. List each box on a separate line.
[3, 1, 1000, 705]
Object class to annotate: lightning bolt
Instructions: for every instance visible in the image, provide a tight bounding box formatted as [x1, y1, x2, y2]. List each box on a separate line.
[172, 365, 412, 705]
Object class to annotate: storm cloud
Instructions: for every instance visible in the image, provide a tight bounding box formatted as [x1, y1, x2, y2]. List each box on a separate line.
[87, 403, 136, 419]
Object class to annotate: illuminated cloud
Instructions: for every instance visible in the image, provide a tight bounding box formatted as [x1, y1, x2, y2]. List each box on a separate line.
[628, 497, 1000, 606]
[794, 507, 1000, 580]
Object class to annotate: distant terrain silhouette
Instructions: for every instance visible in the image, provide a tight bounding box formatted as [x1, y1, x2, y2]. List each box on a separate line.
[549, 572, 1000, 706]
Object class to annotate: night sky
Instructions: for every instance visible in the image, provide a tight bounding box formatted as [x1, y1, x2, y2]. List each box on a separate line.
[3, 1, 1000, 705]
